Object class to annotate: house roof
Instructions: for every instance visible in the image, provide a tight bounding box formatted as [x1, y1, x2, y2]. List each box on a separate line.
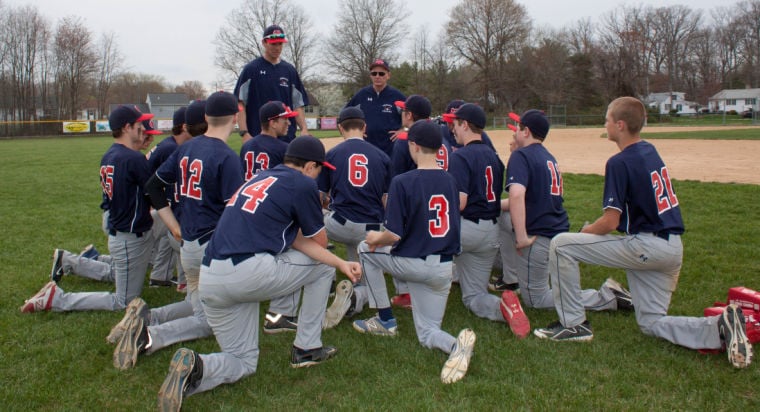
[109, 103, 150, 114]
[147, 93, 189, 105]
[709, 88, 760, 100]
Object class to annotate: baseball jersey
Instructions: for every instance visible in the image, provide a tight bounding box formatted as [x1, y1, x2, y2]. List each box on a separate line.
[206, 164, 325, 259]
[147, 136, 181, 214]
[155, 135, 243, 242]
[346, 85, 405, 156]
[440, 124, 496, 152]
[448, 142, 504, 220]
[239, 133, 289, 181]
[390, 137, 452, 176]
[317, 137, 391, 224]
[506, 144, 570, 237]
[100, 143, 153, 233]
[234, 57, 308, 143]
[603, 140, 685, 235]
[384, 169, 461, 258]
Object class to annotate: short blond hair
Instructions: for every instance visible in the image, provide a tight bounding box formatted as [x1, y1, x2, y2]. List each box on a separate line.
[608, 97, 646, 134]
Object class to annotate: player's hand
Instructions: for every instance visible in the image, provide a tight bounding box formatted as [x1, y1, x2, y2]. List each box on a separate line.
[170, 228, 182, 243]
[388, 129, 401, 142]
[340, 261, 362, 283]
[365, 231, 382, 251]
[515, 236, 536, 255]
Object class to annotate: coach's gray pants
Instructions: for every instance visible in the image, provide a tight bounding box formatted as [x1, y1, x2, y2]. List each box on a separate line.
[550, 232, 721, 349]
[456, 219, 502, 322]
[358, 242, 457, 354]
[52, 229, 154, 311]
[190, 250, 333, 396]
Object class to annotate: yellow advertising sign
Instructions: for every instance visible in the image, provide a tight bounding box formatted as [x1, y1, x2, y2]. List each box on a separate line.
[63, 122, 91, 133]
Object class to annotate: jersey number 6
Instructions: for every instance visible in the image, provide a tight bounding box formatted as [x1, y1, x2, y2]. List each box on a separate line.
[348, 154, 369, 187]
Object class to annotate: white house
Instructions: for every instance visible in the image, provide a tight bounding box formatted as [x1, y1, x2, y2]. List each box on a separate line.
[708, 88, 760, 113]
[644, 92, 700, 115]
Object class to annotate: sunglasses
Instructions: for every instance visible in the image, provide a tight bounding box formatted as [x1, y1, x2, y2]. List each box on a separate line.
[370, 71, 387, 77]
[264, 33, 286, 40]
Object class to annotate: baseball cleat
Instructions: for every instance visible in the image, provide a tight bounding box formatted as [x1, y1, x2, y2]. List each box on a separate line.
[113, 312, 148, 370]
[107, 298, 148, 344]
[50, 249, 64, 283]
[80, 244, 100, 260]
[352, 315, 397, 336]
[20, 281, 57, 313]
[290, 346, 338, 368]
[391, 293, 412, 309]
[323, 280, 353, 329]
[441, 328, 476, 384]
[603, 278, 634, 311]
[534, 320, 594, 342]
[263, 312, 297, 334]
[500, 290, 530, 339]
[158, 348, 203, 412]
[718, 304, 753, 368]
[489, 278, 519, 293]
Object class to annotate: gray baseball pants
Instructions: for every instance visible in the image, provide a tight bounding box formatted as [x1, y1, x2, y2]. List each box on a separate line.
[358, 242, 456, 353]
[456, 219, 503, 322]
[550, 232, 720, 349]
[190, 250, 333, 396]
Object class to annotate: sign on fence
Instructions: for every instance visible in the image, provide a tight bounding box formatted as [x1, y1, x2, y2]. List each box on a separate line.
[63, 122, 90, 133]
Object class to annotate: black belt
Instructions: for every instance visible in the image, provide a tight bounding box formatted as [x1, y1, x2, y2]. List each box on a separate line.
[196, 231, 213, 245]
[421, 254, 453, 263]
[203, 253, 259, 267]
[108, 229, 143, 238]
[332, 213, 380, 231]
[653, 231, 670, 241]
[463, 217, 497, 224]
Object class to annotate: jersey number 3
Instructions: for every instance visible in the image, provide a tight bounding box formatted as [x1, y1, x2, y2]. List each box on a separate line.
[428, 195, 450, 237]
[651, 167, 679, 214]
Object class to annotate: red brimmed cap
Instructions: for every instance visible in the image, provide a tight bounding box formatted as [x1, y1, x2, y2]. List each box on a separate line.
[142, 118, 162, 135]
[263, 25, 288, 43]
[285, 135, 336, 170]
[109, 105, 154, 131]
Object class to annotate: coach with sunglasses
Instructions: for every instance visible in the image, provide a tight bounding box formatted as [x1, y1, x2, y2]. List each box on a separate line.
[345, 59, 405, 156]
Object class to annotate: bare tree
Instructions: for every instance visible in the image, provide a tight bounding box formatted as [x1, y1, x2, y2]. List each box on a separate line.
[174, 80, 207, 101]
[213, 0, 318, 85]
[1, 5, 50, 120]
[446, 0, 531, 111]
[736, 0, 760, 87]
[95, 32, 121, 119]
[324, 0, 409, 87]
[109, 72, 170, 105]
[651, 6, 703, 93]
[54, 16, 97, 119]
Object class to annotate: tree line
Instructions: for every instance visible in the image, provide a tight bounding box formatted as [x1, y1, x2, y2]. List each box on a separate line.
[2, 0, 758, 122]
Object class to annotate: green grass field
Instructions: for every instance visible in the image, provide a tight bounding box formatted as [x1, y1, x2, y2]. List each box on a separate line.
[1, 136, 759, 410]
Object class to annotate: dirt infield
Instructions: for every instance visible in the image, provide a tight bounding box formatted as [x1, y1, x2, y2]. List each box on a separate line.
[322, 126, 760, 185]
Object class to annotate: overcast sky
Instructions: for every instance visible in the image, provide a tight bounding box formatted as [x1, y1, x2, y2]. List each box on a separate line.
[5, 0, 740, 91]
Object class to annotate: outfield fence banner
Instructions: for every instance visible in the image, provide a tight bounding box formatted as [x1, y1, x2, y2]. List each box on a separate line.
[63, 121, 91, 133]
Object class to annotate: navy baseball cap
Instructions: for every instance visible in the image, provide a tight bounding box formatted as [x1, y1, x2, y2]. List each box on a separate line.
[109, 105, 153, 130]
[442, 99, 466, 123]
[452, 103, 486, 129]
[185, 100, 207, 126]
[285, 135, 336, 170]
[142, 118, 162, 135]
[509, 109, 549, 139]
[407, 120, 442, 149]
[263, 25, 288, 43]
[172, 107, 187, 127]
[369, 58, 390, 71]
[395, 95, 432, 119]
[206, 91, 240, 117]
[259, 101, 298, 124]
[338, 106, 365, 123]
